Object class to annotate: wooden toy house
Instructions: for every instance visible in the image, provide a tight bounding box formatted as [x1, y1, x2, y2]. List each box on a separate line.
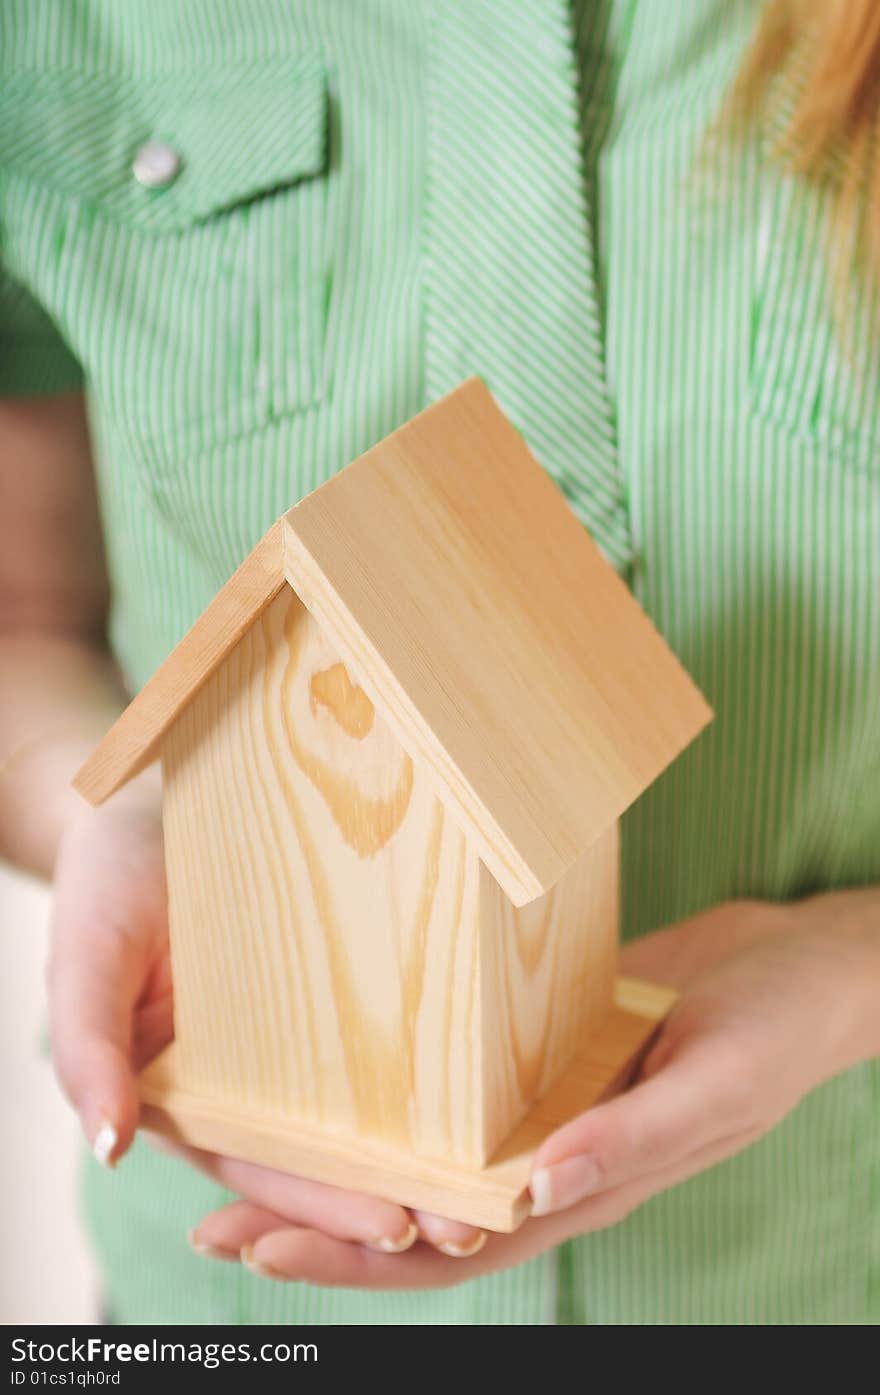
[75, 379, 711, 1229]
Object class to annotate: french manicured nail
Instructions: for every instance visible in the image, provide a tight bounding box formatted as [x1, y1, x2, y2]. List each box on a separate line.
[437, 1231, 487, 1259]
[530, 1155, 601, 1216]
[367, 1221, 418, 1254]
[187, 1228, 238, 1263]
[240, 1244, 283, 1281]
[92, 1120, 118, 1169]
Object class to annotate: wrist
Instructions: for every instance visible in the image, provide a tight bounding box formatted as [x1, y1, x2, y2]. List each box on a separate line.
[1, 724, 161, 876]
[796, 887, 880, 1073]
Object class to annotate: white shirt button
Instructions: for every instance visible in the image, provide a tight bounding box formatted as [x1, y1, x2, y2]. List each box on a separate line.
[132, 140, 182, 190]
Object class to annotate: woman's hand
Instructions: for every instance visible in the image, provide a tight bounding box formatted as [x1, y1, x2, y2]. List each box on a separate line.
[527, 893, 880, 1217]
[49, 773, 171, 1161]
[47, 781, 482, 1256]
[189, 892, 880, 1287]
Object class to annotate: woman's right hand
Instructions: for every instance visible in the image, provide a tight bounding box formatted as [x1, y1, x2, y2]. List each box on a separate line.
[47, 779, 484, 1256]
[48, 772, 172, 1164]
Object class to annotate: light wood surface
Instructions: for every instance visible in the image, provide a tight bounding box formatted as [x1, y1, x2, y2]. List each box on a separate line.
[479, 825, 617, 1155]
[283, 377, 712, 905]
[161, 587, 618, 1167]
[73, 521, 285, 804]
[73, 378, 706, 1214]
[139, 977, 676, 1231]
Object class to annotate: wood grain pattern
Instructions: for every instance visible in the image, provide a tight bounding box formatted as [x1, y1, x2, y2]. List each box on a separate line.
[160, 585, 617, 1166]
[479, 825, 617, 1157]
[74, 521, 284, 804]
[283, 377, 712, 906]
[76, 379, 711, 915]
[139, 977, 676, 1231]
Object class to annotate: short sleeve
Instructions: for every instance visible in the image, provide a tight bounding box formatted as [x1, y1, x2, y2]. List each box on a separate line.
[0, 268, 83, 396]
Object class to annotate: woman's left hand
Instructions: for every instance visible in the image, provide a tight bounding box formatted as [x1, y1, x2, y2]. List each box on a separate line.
[189, 890, 880, 1288]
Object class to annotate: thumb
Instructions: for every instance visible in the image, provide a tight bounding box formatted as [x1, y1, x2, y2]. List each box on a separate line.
[528, 1035, 731, 1216]
[47, 910, 144, 1166]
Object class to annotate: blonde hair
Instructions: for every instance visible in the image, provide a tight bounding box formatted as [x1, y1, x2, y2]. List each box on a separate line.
[726, 0, 880, 293]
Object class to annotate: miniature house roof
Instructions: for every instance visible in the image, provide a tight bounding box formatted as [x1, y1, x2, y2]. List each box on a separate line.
[75, 378, 711, 906]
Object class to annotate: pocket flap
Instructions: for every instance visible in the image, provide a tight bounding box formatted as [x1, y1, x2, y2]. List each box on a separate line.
[0, 53, 328, 233]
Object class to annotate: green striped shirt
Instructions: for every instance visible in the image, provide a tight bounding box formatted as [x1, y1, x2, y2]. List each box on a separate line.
[2, 0, 878, 1323]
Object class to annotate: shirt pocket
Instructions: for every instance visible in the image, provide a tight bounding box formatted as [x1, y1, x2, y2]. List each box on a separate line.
[0, 56, 331, 474]
[750, 173, 880, 478]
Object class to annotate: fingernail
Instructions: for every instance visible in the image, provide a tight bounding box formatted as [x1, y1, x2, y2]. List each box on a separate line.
[437, 1231, 487, 1259]
[240, 1244, 283, 1281]
[92, 1120, 118, 1169]
[367, 1221, 418, 1254]
[530, 1155, 601, 1216]
[187, 1228, 238, 1263]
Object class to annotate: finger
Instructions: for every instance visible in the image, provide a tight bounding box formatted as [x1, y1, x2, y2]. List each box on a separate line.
[131, 991, 174, 1072]
[560, 1125, 765, 1238]
[189, 1202, 288, 1261]
[148, 1132, 486, 1257]
[241, 1226, 508, 1290]
[47, 916, 145, 1164]
[530, 1036, 751, 1215]
[410, 1211, 487, 1257]
[143, 1135, 418, 1252]
[619, 922, 690, 986]
[236, 1127, 766, 1290]
[619, 901, 792, 988]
